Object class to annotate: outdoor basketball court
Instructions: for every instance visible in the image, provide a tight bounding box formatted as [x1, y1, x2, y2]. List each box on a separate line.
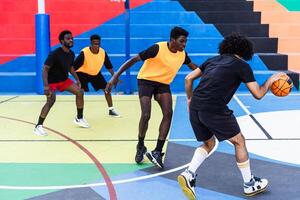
[0, 92, 299, 199]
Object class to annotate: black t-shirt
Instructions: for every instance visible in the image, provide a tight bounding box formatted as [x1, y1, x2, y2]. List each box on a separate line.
[190, 54, 255, 112]
[73, 49, 113, 71]
[139, 44, 191, 64]
[44, 47, 75, 83]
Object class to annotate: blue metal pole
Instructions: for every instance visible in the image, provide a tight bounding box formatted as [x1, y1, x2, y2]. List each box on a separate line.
[124, 0, 131, 94]
[35, 14, 50, 94]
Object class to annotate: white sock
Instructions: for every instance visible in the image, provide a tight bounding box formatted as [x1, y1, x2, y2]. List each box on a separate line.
[237, 159, 252, 183]
[188, 147, 208, 174]
[109, 107, 114, 110]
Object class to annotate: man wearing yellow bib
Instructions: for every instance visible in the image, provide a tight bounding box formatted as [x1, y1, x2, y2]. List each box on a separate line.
[106, 27, 197, 168]
[74, 34, 120, 117]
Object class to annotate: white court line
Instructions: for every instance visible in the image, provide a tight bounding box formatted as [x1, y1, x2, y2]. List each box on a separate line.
[233, 95, 251, 115]
[0, 138, 220, 190]
[0, 163, 189, 190]
[0, 138, 195, 190]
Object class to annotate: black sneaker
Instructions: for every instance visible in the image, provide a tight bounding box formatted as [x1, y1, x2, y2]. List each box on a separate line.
[145, 150, 165, 168]
[135, 145, 147, 164]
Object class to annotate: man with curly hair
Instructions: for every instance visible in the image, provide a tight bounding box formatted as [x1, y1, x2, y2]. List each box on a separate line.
[177, 33, 284, 199]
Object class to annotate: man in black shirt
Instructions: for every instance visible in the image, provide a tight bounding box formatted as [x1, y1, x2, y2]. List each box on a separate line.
[177, 34, 284, 199]
[106, 27, 197, 168]
[33, 30, 89, 136]
[74, 34, 120, 117]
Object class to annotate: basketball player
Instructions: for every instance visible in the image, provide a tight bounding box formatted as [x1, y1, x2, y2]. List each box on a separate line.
[74, 34, 120, 117]
[33, 30, 89, 136]
[106, 27, 197, 168]
[177, 33, 285, 199]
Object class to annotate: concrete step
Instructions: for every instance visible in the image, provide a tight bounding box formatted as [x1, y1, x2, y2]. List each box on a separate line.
[1, 70, 298, 93]
[214, 23, 269, 37]
[0, 24, 222, 38]
[278, 38, 300, 53]
[0, 37, 279, 54]
[195, 11, 261, 24]
[0, 11, 203, 24]
[260, 11, 300, 24]
[180, 1, 254, 11]
[0, 53, 271, 72]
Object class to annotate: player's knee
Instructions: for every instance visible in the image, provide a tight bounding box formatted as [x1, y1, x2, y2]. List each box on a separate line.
[76, 89, 84, 97]
[163, 109, 173, 119]
[47, 96, 56, 107]
[141, 112, 151, 122]
[230, 133, 245, 147]
[204, 137, 216, 152]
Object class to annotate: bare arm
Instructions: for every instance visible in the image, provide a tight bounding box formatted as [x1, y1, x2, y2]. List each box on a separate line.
[187, 62, 198, 71]
[69, 66, 81, 87]
[42, 65, 51, 96]
[185, 68, 202, 100]
[105, 55, 141, 93]
[246, 72, 285, 100]
[107, 68, 114, 76]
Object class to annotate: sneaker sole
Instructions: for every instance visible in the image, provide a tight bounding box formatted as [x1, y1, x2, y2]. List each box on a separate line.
[108, 115, 121, 118]
[73, 120, 89, 128]
[177, 175, 196, 200]
[145, 152, 163, 169]
[244, 185, 268, 197]
[33, 131, 47, 136]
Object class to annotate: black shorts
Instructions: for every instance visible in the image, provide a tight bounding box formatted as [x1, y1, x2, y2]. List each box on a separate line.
[189, 109, 240, 142]
[137, 79, 171, 97]
[77, 72, 107, 92]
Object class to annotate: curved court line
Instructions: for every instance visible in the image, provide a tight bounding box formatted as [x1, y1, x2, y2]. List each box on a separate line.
[0, 163, 190, 190]
[0, 116, 116, 200]
[0, 136, 220, 190]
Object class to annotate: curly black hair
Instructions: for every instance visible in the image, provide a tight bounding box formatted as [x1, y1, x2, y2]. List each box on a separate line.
[218, 33, 254, 61]
[170, 26, 189, 40]
[58, 30, 72, 44]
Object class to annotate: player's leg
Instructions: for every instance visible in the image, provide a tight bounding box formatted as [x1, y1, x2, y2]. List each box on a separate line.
[92, 73, 120, 117]
[229, 133, 268, 196]
[135, 79, 154, 164]
[145, 91, 172, 168]
[64, 81, 89, 128]
[33, 92, 56, 136]
[177, 109, 216, 200]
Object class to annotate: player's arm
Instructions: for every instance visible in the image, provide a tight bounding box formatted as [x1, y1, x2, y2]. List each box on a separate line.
[73, 51, 84, 70]
[246, 72, 285, 100]
[42, 65, 51, 96]
[185, 68, 202, 101]
[105, 44, 158, 93]
[185, 53, 198, 70]
[104, 52, 115, 76]
[70, 66, 81, 88]
[105, 55, 141, 93]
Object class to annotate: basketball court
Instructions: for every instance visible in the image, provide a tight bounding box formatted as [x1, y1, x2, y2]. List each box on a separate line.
[0, 92, 299, 200]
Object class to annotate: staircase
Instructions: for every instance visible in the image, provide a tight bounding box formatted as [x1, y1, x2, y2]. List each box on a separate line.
[178, 0, 299, 90]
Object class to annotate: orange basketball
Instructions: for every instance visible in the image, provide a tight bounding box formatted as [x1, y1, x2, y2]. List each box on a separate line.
[271, 74, 293, 97]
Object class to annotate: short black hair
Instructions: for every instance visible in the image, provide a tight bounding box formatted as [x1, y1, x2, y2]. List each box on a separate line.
[170, 26, 189, 40]
[90, 34, 101, 41]
[58, 30, 72, 43]
[218, 33, 254, 61]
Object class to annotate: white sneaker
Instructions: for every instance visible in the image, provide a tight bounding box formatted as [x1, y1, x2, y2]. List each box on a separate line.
[244, 175, 268, 196]
[177, 169, 196, 200]
[33, 125, 47, 136]
[74, 117, 89, 128]
[109, 109, 121, 118]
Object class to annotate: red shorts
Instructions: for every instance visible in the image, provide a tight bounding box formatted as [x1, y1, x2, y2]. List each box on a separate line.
[49, 78, 74, 92]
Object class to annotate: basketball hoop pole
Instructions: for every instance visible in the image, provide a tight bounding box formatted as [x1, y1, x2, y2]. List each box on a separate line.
[124, 0, 132, 94]
[35, 0, 50, 94]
